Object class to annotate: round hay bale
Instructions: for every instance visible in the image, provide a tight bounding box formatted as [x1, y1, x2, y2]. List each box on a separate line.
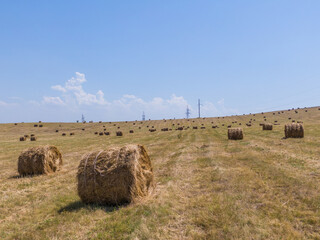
[99, 132, 104, 136]
[193, 126, 198, 129]
[104, 132, 110, 135]
[55, 130, 59, 133]
[34, 124, 38, 127]
[20, 136, 26, 141]
[285, 123, 304, 138]
[39, 125, 43, 127]
[70, 133, 75, 136]
[24, 134, 29, 138]
[116, 131, 123, 136]
[95, 132, 98, 135]
[263, 123, 273, 130]
[77, 145, 154, 205]
[129, 130, 134, 133]
[201, 127, 206, 129]
[62, 133, 66, 136]
[228, 128, 243, 140]
[18, 145, 62, 176]
[30, 136, 37, 141]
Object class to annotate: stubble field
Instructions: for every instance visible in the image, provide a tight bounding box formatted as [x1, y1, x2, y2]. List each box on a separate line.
[0, 107, 319, 239]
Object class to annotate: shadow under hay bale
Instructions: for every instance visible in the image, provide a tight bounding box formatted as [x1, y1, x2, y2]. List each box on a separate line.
[18, 145, 63, 176]
[77, 145, 154, 205]
[284, 123, 304, 138]
[263, 123, 273, 130]
[228, 128, 243, 140]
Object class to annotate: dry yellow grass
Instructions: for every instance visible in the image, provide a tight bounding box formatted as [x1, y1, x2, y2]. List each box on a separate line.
[0, 107, 319, 239]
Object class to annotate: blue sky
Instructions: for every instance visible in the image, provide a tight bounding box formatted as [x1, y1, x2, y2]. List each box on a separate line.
[0, 1, 320, 122]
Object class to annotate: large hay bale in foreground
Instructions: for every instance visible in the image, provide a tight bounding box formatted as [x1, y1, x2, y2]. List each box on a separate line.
[263, 123, 273, 130]
[77, 145, 154, 205]
[285, 123, 304, 138]
[228, 128, 243, 140]
[18, 145, 63, 176]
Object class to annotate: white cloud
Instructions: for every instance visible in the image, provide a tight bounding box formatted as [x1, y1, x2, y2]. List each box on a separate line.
[51, 85, 66, 92]
[43, 96, 65, 105]
[50, 72, 107, 105]
[37, 72, 239, 121]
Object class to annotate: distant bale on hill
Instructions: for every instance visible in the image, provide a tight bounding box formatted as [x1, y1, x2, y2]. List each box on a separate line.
[77, 145, 154, 205]
[263, 123, 273, 130]
[18, 145, 62, 176]
[228, 128, 243, 140]
[285, 123, 304, 138]
[30, 136, 37, 141]
[116, 131, 123, 136]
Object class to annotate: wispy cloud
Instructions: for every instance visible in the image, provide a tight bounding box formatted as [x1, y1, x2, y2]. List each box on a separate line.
[0, 100, 8, 106]
[43, 96, 65, 105]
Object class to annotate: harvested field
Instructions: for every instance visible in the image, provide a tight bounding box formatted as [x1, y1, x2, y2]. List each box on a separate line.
[0, 106, 319, 239]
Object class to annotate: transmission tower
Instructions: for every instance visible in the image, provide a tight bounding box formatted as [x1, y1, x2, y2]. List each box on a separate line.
[142, 111, 145, 121]
[186, 106, 191, 119]
[198, 99, 201, 118]
[81, 114, 85, 123]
